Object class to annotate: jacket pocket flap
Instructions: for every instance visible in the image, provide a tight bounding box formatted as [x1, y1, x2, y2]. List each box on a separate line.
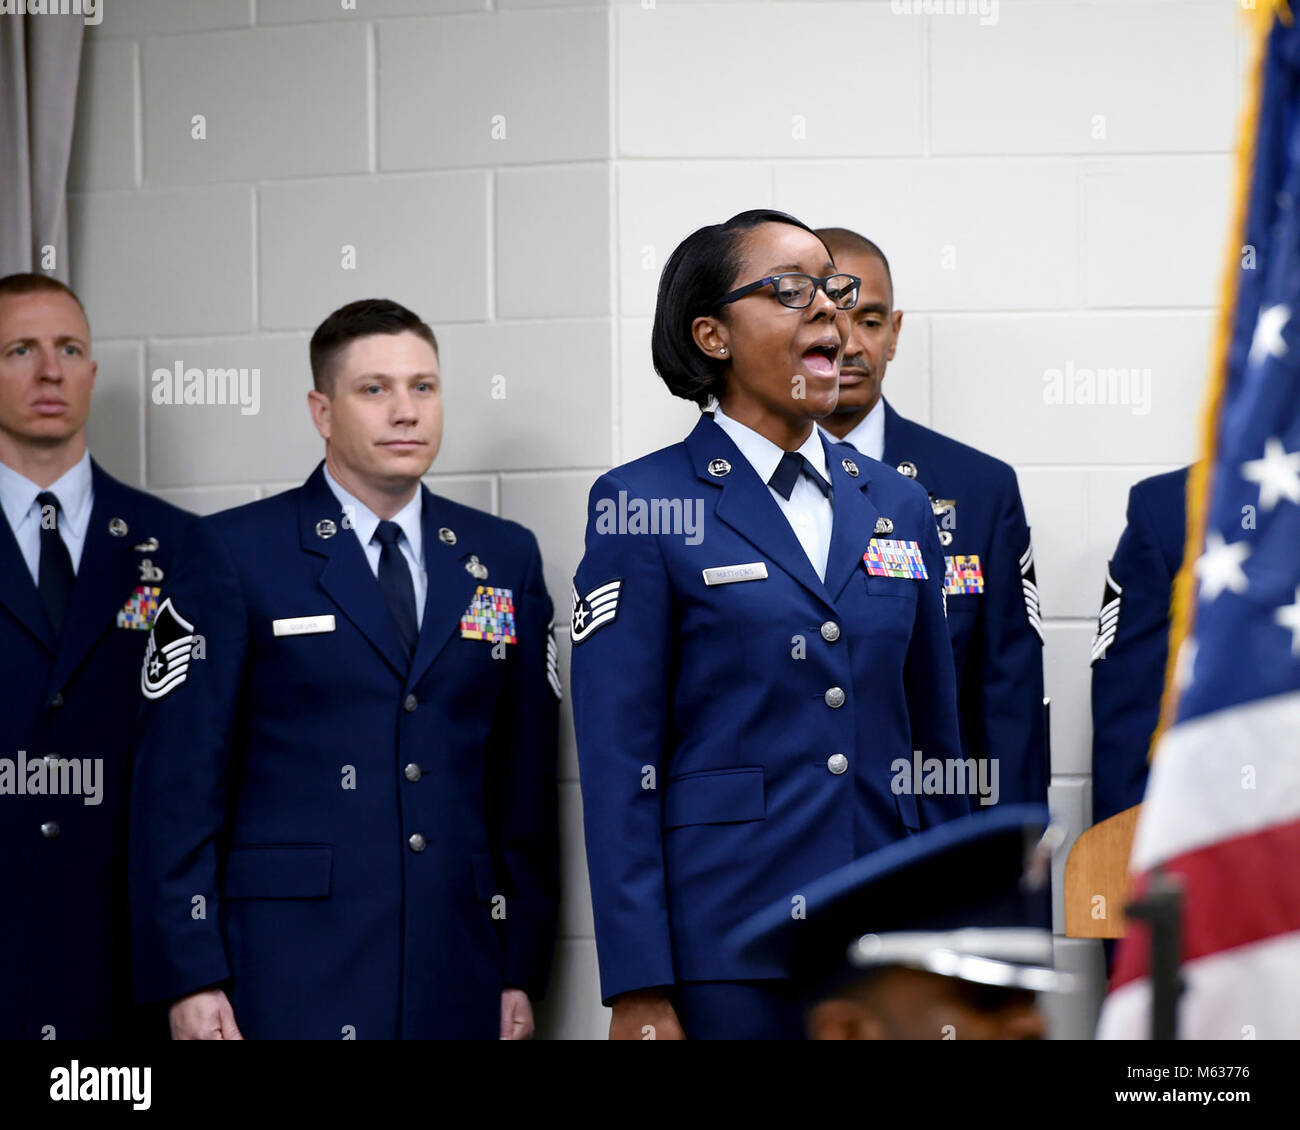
[663, 767, 765, 829]
[223, 845, 333, 899]
[894, 789, 921, 832]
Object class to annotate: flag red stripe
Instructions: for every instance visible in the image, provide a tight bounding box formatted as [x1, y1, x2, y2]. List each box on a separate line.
[1110, 815, 1300, 991]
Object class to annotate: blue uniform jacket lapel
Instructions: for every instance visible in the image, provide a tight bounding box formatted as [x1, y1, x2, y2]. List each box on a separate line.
[0, 489, 56, 653]
[687, 415, 831, 609]
[298, 463, 410, 679]
[408, 486, 481, 690]
[48, 462, 143, 692]
[881, 399, 928, 488]
[822, 435, 884, 602]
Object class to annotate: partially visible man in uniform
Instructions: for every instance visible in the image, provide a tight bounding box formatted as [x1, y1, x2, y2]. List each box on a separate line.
[0, 273, 195, 1039]
[1090, 466, 1190, 825]
[815, 229, 1047, 806]
[732, 804, 1072, 1039]
[129, 298, 559, 1040]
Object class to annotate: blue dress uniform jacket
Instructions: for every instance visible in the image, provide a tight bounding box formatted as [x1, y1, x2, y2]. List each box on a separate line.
[0, 461, 196, 1039]
[1090, 466, 1189, 825]
[879, 400, 1048, 806]
[571, 414, 970, 1005]
[128, 463, 559, 1039]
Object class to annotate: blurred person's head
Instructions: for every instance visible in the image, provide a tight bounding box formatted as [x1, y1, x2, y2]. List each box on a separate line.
[808, 964, 1047, 1040]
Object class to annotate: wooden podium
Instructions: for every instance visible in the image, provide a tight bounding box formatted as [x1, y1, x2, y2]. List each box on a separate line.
[1063, 804, 1142, 938]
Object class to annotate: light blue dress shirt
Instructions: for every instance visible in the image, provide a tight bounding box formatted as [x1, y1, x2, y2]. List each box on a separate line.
[323, 464, 427, 623]
[0, 449, 94, 584]
[820, 395, 885, 462]
[712, 404, 833, 581]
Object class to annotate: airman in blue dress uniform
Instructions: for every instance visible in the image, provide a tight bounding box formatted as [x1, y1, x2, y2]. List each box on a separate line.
[0, 274, 196, 1039]
[816, 229, 1048, 808]
[1090, 466, 1190, 824]
[128, 300, 559, 1039]
[571, 211, 972, 1040]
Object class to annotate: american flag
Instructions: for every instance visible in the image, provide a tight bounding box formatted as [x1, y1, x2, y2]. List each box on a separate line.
[1098, 5, 1300, 1040]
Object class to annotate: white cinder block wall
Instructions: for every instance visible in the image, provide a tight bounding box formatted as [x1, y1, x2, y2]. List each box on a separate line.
[66, 0, 1247, 1040]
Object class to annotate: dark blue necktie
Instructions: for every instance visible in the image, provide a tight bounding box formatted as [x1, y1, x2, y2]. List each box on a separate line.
[373, 520, 418, 656]
[769, 451, 832, 501]
[36, 491, 75, 637]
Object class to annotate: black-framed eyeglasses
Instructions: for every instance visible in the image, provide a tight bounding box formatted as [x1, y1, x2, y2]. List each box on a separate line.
[713, 272, 861, 311]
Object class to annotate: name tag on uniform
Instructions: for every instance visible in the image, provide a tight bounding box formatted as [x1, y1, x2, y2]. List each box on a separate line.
[702, 562, 769, 586]
[863, 539, 928, 580]
[273, 614, 336, 637]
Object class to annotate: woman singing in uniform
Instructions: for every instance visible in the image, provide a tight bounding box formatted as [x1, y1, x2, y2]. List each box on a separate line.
[570, 209, 970, 1039]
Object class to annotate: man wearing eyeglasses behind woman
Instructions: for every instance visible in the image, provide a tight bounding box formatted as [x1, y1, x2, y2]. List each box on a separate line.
[570, 210, 972, 1040]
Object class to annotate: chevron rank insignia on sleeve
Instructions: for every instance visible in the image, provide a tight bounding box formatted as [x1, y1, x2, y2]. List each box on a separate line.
[545, 621, 562, 701]
[1020, 542, 1045, 645]
[141, 597, 196, 700]
[1090, 569, 1123, 665]
[571, 579, 621, 644]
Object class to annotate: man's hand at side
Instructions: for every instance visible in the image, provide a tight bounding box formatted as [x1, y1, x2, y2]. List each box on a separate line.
[170, 988, 243, 1040]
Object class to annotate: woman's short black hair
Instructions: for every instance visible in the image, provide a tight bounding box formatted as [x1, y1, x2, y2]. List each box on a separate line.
[651, 208, 820, 408]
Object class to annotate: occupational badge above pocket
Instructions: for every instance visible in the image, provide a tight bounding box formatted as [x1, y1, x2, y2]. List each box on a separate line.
[460, 586, 517, 644]
[117, 585, 161, 630]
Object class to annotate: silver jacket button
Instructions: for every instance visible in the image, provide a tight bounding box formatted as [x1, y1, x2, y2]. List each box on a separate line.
[820, 621, 840, 642]
[827, 754, 849, 775]
[824, 686, 845, 709]
[408, 833, 427, 853]
[404, 763, 422, 783]
[40, 821, 60, 839]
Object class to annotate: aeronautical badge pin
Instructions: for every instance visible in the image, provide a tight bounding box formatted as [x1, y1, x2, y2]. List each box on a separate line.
[939, 530, 953, 547]
[133, 536, 159, 553]
[874, 516, 894, 535]
[438, 527, 457, 546]
[896, 461, 917, 479]
[841, 457, 859, 478]
[108, 517, 128, 537]
[316, 519, 337, 539]
[707, 458, 732, 477]
[138, 558, 164, 583]
[466, 555, 489, 580]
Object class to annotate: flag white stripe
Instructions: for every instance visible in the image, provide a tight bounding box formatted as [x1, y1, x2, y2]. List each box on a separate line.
[1131, 689, 1300, 871]
[1098, 931, 1300, 1039]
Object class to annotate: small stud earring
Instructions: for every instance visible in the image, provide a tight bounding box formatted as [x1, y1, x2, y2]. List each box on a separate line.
[719, 347, 727, 355]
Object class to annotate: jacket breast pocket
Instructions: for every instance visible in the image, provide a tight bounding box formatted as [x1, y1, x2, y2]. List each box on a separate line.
[865, 573, 921, 602]
[222, 844, 333, 899]
[663, 767, 765, 829]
